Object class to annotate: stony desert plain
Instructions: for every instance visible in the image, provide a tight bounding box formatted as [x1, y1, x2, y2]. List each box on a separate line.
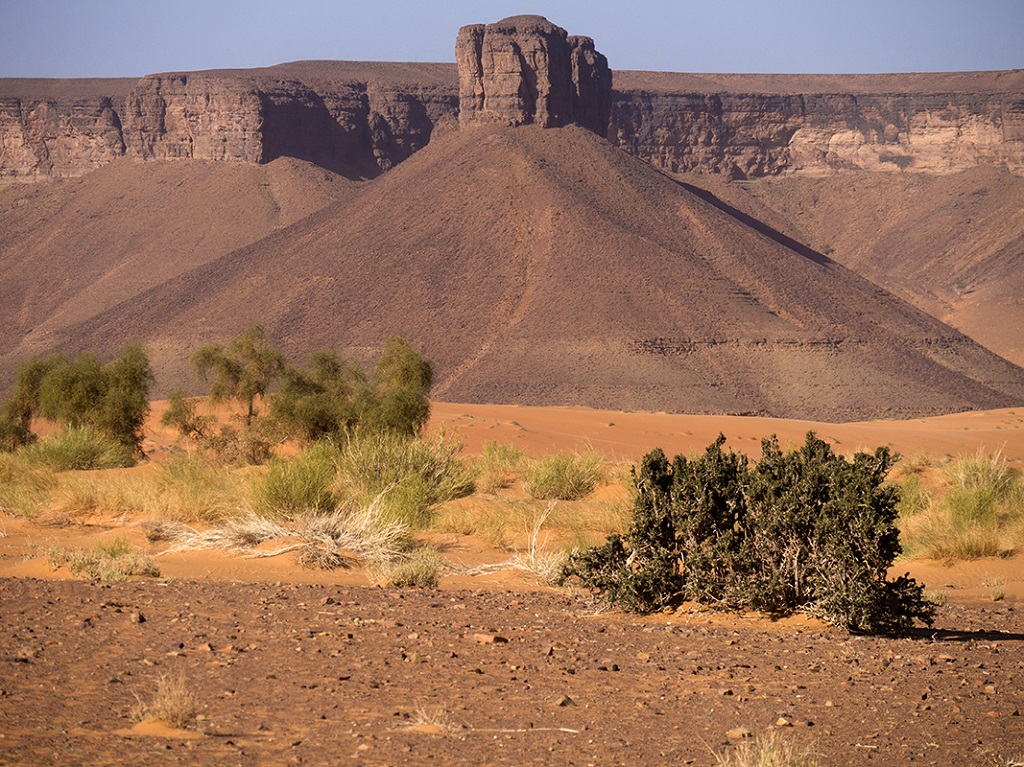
[2, 14, 1024, 767]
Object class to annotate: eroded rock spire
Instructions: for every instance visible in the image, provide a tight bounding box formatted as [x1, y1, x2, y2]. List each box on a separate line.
[455, 15, 612, 136]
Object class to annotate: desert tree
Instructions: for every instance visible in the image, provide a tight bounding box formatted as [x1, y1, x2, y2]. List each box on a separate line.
[358, 337, 433, 437]
[271, 352, 366, 442]
[192, 325, 285, 428]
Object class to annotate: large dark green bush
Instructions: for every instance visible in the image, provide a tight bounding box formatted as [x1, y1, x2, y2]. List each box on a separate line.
[560, 432, 935, 633]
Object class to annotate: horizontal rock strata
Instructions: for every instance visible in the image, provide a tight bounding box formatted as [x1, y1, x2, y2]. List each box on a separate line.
[2, 64, 1022, 180]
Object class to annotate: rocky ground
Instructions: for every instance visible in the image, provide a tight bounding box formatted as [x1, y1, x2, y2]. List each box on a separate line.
[1, 576, 1021, 766]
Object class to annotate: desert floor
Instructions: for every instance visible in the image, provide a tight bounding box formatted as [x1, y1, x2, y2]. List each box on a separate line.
[1, 403, 1022, 766]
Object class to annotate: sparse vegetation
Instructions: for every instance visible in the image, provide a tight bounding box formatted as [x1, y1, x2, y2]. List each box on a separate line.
[133, 670, 201, 731]
[524, 449, 603, 500]
[981, 576, 1006, 602]
[473, 440, 526, 493]
[560, 433, 935, 633]
[714, 729, 821, 767]
[47, 536, 160, 581]
[898, 449, 1024, 561]
[370, 546, 441, 588]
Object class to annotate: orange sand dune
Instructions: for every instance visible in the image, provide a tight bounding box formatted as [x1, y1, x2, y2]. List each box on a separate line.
[430, 402, 1024, 466]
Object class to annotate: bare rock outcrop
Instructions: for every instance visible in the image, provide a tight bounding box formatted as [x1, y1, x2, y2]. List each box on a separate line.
[456, 15, 611, 135]
[0, 94, 126, 180]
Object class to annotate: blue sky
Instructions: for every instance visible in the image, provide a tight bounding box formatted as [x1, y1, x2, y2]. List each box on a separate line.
[2, 0, 1021, 78]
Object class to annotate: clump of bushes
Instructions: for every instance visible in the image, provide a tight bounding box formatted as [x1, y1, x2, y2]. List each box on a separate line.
[559, 433, 935, 634]
[0, 345, 153, 456]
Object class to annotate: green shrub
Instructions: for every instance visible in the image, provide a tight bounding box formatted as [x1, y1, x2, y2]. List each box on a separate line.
[251, 441, 340, 519]
[473, 440, 526, 492]
[560, 433, 934, 633]
[16, 427, 136, 471]
[525, 450, 603, 500]
[333, 430, 475, 528]
[900, 449, 1023, 561]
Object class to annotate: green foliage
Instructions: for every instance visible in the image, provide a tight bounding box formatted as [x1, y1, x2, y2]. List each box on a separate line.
[333, 430, 475, 529]
[272, 338, 433, 442]
[560, 433, 935, 633]
[192, 324, 285, 427]
[2, 346, 153, 454]
[359, 338, 433, 437]
[524, 450, 604, 500]
[160, 389, 212, 441]
[15, 427, 137, 471]
[271, 352, 364, 441]
[252, 441, 340, 519]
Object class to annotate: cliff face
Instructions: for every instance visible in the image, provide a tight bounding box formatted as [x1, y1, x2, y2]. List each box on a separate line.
[2, 64, 1023, 181]
[611, 89, 1024, 178]
[0, 94, 126, 180]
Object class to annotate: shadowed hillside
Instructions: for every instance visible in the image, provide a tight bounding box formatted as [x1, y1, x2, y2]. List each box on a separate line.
[48, 124, 1024, 421]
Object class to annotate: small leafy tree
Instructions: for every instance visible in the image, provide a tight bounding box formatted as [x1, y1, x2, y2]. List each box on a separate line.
[560, 433, 935, 633]
[272, 338, 433, 442]
[160, 389, 212, 441]
[192, 325, 285, 428]
[358, 338, 433, 437]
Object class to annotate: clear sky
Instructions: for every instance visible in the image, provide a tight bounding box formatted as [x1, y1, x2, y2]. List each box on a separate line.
[2, 0, 1021, 78]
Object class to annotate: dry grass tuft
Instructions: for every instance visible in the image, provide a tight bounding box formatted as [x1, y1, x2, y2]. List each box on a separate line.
[714, 729, 821, 767]
[46, 536, 160, 581]
[404, 701, 456, 735]
[162, 494, 408, 569]
[370, 547, 441, 588]
[981, 576, 1006, 602]
[134, 670, 201, 731]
